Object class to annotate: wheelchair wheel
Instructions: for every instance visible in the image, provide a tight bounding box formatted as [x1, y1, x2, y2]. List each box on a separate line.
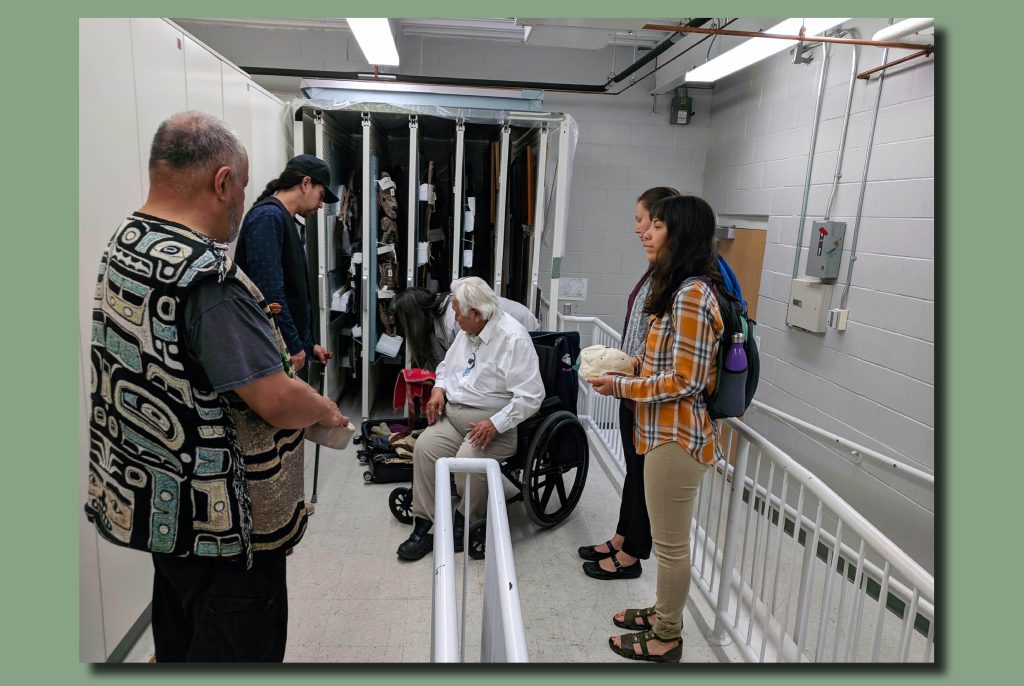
[522, 410, 589, 527]
[389, 487, 413, 524]
[468, 520, 487, 560]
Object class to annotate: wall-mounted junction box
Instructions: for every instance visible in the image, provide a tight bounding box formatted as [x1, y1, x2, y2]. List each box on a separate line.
[805, 220, 846, 279]
[787, 278, 834, 332]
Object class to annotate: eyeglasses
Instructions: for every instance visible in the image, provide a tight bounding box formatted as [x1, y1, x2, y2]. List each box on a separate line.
[462, 354, 476, 378]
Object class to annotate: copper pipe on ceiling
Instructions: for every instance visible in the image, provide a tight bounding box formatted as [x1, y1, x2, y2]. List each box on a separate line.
[856, 48, 933, 79]
[642, 24, 931, 52]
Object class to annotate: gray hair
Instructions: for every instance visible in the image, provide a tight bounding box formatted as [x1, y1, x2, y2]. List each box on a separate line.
[148, 111, 247, 183]
[450, 276, 501, 321]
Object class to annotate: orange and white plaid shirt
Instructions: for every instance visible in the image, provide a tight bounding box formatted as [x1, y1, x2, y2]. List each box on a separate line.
[612, 279, 724, 464]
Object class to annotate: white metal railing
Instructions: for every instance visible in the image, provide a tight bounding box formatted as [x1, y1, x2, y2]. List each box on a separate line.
[693, 421, 934, 663]
[431, 458, 528, 663]
[558, 313, 935, 663]
[748, 400, 934, 490]
[559, 313, 627, 475]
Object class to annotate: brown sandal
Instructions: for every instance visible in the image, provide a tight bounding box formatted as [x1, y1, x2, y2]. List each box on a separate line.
[608, 630, 682, 663]
[613, 607, 655, 630]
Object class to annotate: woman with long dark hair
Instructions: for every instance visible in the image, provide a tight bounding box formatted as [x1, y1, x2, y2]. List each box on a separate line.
[577, 186, 678, 581]
[589, 195, 731, 662]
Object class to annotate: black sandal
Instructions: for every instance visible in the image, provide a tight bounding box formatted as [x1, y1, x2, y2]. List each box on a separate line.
[613, 607, 655, 630]
[577, 539, 618, 562]
[608, 630, 682, 663]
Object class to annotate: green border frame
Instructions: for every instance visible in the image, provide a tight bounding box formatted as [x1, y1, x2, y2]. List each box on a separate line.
[9, 0, 1014, 683]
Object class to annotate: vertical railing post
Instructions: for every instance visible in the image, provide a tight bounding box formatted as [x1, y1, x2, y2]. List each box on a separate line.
[708, 438, 751, 644]
[794, 503, 824, 653]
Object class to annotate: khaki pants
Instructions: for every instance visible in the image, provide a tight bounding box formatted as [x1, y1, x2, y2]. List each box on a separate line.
[644, 441, 710, 640]
[411, 402, 518, 524]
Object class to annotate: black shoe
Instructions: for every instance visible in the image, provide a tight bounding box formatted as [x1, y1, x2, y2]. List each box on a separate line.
[578, 540, 618, 562]
[397, 518, 433, 561]
[453, 510, 465, 553]
[583, 555, 642, 580]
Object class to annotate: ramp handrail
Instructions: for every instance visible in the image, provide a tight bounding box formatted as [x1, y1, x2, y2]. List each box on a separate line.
[552, 310, 935, 662]
[432, 457, 528, 663]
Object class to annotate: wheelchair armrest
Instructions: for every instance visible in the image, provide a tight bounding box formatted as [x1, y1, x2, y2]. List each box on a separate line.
[516, 397, 561, 441]
[538, 396, 561, 414]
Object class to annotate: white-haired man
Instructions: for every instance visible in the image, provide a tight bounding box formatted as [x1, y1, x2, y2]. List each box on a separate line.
[397, 277, 545, 561]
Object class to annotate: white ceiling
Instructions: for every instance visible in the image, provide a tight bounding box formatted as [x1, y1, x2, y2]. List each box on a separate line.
[173, 17, 685, 51]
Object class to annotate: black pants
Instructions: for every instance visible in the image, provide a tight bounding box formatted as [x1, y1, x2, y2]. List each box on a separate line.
[151, 552, 288, 662]
[615, 401, 652, 559]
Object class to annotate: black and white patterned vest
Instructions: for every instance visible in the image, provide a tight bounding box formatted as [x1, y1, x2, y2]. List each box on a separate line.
[85, 214, 307, 567]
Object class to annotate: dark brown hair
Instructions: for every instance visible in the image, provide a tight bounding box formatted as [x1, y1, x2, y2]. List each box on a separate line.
[643, 195, 734, 317]
[254, 169, 308, 205]
[637, 186, 680, 213]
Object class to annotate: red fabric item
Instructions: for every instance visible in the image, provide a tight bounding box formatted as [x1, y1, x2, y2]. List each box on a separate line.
[393, 369, 436, 434]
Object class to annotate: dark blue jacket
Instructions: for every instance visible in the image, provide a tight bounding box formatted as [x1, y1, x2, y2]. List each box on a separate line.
[234, 197, 313, 356]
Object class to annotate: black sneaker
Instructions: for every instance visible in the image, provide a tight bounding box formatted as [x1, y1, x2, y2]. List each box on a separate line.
[397, 518, 433, 561]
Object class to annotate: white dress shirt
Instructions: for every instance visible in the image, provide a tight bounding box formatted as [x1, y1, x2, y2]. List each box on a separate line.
[435, 311, 545, 434]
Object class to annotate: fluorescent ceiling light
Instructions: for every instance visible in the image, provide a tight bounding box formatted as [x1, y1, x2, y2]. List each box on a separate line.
[685, 18, 849, 83]
[346, 18, 400, 66]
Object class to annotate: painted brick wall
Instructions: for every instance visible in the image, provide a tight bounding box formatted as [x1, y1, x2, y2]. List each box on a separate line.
[702, 19, 935, 571]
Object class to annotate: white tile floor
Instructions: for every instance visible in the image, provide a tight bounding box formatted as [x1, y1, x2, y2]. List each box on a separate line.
[123, 401, 741, 664]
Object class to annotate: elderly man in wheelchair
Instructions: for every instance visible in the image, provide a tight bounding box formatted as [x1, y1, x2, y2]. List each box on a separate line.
[396, 276, 545, 561]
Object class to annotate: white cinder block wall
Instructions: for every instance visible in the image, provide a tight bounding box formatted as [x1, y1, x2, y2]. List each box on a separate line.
[176, 20, 934, 570]
[702, 19, 934, 571]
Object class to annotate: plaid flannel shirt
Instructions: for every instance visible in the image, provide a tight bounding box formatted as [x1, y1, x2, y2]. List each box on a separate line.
[612, 279, 724, 464]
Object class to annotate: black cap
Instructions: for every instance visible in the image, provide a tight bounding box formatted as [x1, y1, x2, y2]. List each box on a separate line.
[284, 154, 340, 204]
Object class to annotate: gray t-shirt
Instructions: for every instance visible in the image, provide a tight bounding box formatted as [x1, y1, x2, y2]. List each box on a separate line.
[183, 277, 285, 393]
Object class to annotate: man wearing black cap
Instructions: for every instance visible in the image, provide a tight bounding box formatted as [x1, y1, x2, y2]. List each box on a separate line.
[235, 155, 340, 380]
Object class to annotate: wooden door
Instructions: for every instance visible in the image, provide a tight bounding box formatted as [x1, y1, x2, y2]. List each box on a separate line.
[716, 227, 766, 319]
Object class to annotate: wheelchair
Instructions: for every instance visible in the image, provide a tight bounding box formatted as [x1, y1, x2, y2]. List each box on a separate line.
[388, 331, 589, 559]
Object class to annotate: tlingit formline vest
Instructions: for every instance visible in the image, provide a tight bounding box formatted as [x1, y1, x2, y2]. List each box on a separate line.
[85, 213, 308, 567]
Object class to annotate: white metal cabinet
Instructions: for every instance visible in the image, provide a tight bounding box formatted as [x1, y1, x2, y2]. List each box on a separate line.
[129, 18, 187, 200]
[249, 87, 290, 208]
[222, 65, 254, 207]
[79, 18, 292, 662]
[79, 18, 146, 663]
[183, 35, 224, 118]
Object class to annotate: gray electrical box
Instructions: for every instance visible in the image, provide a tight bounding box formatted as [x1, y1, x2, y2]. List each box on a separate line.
[805, 220, 846, 279]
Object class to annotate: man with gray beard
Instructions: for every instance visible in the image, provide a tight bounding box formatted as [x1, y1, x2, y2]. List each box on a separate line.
[85, 111, 345, 661]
